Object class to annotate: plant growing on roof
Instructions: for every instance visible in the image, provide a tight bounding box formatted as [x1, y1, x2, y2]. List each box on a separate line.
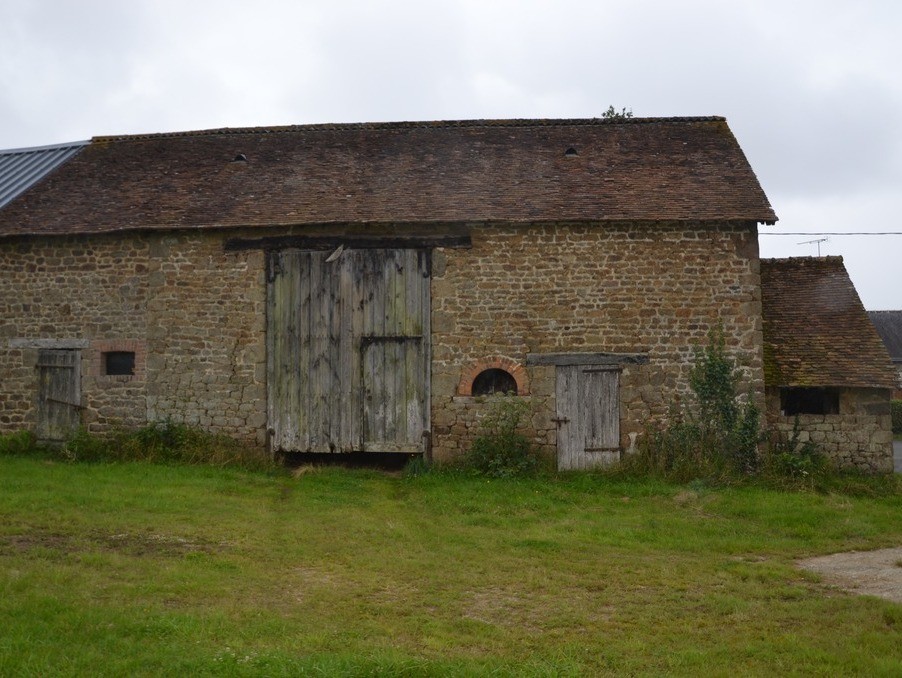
[601, 105, 633, 120]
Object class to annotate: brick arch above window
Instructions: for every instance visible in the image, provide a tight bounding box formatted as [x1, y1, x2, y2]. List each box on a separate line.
[457, 356, 529, 396]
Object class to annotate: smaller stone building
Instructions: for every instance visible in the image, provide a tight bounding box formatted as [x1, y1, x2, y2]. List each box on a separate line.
[761, 257, 896, 471]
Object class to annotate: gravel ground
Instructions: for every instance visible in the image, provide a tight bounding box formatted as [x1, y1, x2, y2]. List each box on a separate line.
[798, 547, 902, 603]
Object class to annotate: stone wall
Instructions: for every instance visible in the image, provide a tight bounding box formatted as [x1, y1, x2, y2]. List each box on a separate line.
[429, 221, 765, 462]
[765, 387, 894, 473]
[0, 232, 266, 445]
[1, 220, 765, 464]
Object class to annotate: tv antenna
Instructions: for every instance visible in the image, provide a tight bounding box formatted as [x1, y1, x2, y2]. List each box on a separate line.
[798, 237, 828, 256]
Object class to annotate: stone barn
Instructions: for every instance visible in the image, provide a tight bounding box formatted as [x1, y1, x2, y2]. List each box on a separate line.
[0, 117, 778, 468]
[761, 257, 896, 472]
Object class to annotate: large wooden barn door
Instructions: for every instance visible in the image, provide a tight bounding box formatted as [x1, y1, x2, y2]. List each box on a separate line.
[36, 349, 81, 442]
[267, 248, 429, 454]
[555, 366, 620, 470]
[357, 250, 429, 452]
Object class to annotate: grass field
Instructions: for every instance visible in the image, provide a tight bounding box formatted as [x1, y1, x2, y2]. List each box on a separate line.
[1, 457, 901, 676]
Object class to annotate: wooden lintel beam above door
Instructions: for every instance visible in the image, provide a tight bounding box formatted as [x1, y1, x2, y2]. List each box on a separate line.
[225, 233, 472, 252]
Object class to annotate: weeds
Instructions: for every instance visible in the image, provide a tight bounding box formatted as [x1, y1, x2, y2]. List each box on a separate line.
[622, 327, 762, 482]
[0, 430, 40, 456]
[764, 417, 829, 487]
[0, 421, 278, 471]
[460, 396, 541, 477]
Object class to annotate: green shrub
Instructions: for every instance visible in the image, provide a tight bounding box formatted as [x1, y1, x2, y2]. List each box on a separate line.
[892, 400, 902, 435]
[623, 327, 761, 482]
[462, 396, 540, 478]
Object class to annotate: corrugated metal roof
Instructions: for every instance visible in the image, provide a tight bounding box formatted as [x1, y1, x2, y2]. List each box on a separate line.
[0, 140, 88, 209]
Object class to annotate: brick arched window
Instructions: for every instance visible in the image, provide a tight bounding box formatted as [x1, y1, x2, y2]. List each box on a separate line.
[457, 356, 529, 396]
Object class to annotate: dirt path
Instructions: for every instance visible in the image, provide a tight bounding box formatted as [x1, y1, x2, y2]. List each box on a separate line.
[798, 547, 902, 603]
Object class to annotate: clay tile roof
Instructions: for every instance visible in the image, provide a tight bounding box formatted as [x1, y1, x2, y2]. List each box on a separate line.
[0, 117, 776, 238]
[0, 140, 88, 209]
[867, 310, 902, 362]
[761, 257, 896, 388]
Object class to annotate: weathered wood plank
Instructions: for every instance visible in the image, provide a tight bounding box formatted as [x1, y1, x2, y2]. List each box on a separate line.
[555, 366, 579, 470]
[555, 364, 621, 470]
[225, 233, 472, 252]
[268, 247, 429, 454]
[599, 369, 620, 450]
[338, 251, 354, 450]
[527, 352, 648, 367]
[36, 349, 80, 442]
[291, 250, 306, 451]
[312, 252, 332, 451]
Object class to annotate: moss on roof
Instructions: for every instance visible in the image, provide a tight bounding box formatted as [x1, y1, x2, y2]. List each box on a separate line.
[0, 117, 776, 238]
[761, 257, 896, 388]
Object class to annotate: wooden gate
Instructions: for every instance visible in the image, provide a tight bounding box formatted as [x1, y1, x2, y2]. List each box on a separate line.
[555, 365, 620, 470]
[36, 349, 81, 442]
[267, 248, 429, 454]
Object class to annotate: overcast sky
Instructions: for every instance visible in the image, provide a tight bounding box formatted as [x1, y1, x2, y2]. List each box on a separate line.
[1, 0, 899, 308]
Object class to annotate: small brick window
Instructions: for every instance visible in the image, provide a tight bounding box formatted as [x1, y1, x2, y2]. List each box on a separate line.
[471, 369, 518, 396]
[780, 387, 839, 416]
[458, 357, 529, 396]
[103, 351, 135, 376]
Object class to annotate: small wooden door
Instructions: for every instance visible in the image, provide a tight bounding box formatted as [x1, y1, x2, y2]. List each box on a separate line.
[555, 365, 620, 470]
[267, 248, 429, 454]
[36, 349, 81, 442]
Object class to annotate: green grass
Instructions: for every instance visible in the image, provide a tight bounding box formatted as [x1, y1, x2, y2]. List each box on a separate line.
[1, 459, 901, 675]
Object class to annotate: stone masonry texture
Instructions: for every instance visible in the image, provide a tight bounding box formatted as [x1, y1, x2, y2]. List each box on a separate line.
[1, 220, 765, 462]
[429, 221, 765, 461]
[765, 387, 894, 473]
[0, 231, 266, 445]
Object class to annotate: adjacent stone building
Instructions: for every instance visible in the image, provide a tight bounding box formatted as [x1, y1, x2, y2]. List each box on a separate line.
[761, 257, 896, 472]
[867, 310, 902, 398]
[0, 117, 780, 467]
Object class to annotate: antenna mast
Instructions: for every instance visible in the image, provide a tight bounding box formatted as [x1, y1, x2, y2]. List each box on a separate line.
[798, 237, 829, 256]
